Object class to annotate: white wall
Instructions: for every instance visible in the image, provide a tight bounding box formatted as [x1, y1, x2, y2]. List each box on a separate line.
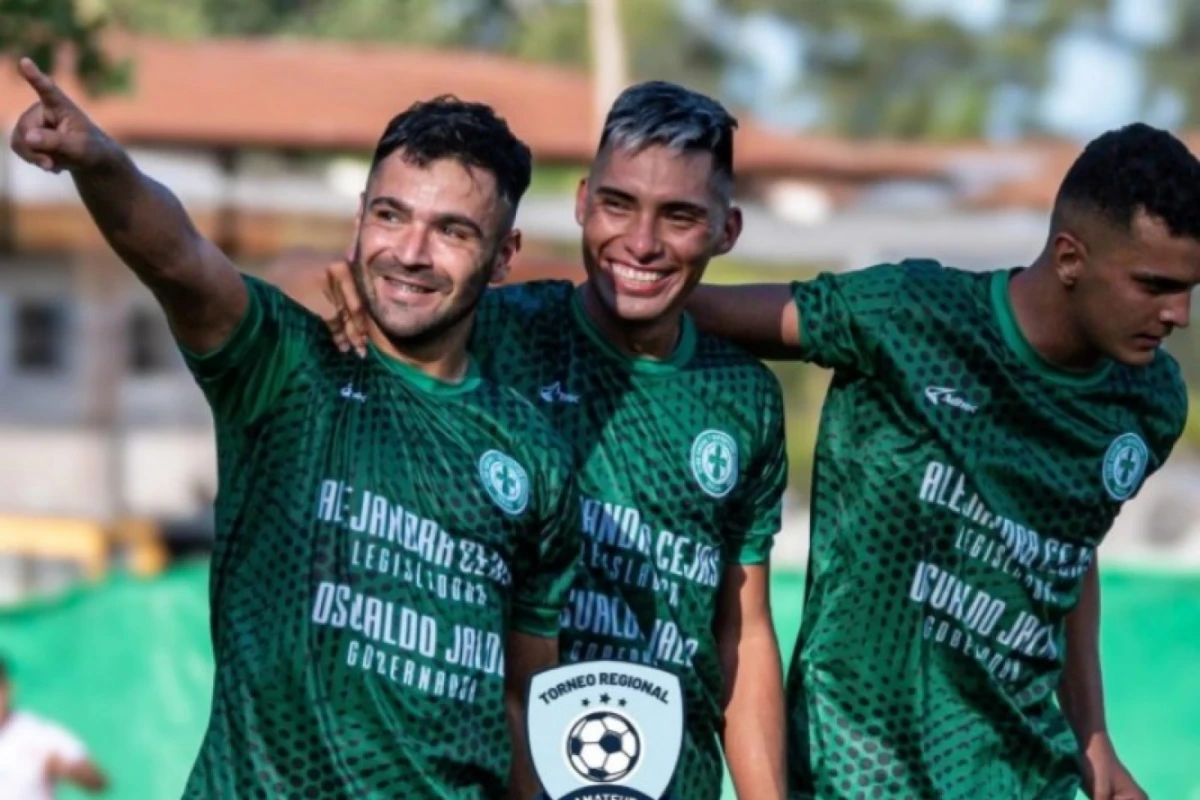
[0, 427, 216, 519]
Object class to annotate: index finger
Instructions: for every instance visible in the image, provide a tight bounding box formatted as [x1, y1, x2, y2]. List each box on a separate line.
[18, 58, 69, 109]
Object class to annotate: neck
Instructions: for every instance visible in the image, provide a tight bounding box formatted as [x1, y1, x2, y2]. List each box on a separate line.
[367, 317, 473, 383]
[1009, 255, 1105, 370]
[579, 282, 682, 360]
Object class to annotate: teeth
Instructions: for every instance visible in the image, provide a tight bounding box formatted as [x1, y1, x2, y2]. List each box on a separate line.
[384, 278, 432, 294]
[612, 264, 665, 284]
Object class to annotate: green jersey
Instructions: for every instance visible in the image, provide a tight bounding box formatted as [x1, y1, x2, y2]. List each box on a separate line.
[787, 260, 1187, 799]
[178, 276, 580, 799]
[471, 281, 788, 800]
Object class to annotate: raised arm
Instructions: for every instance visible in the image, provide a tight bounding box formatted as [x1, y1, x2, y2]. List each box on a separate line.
[9, 57, 245, 355]
[686, 283, 800, 359]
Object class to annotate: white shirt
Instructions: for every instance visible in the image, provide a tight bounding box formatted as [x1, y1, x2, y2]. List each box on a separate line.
[0, 711, 89, 800]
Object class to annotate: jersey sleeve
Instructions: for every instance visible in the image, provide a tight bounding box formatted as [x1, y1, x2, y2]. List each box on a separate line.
[791, 262, 913, 374]
[510, 438, 581, 638]
[1145, 356, 1190, 473]
[725, 374, 789, 565]
[177, 275, 316, 425]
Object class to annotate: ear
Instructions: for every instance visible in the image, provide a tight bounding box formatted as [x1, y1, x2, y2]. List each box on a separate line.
[574, 177, 589, 228]
[489, 229, 521, 286]
[713, 205, 743, 257]
[1051, 229, 1087, 288]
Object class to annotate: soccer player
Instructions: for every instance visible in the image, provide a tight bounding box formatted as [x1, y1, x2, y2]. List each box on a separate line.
[298, 82, 790, 800]
[10, 59, 580, 799]
[685, 122, 1200, 799]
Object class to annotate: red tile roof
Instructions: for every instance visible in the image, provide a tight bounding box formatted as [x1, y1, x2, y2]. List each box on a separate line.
[966, 134, 1200, 210]
[0, 35, 595, 158]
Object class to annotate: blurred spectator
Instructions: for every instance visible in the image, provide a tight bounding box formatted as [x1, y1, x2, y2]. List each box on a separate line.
[0, 656, 108, 798]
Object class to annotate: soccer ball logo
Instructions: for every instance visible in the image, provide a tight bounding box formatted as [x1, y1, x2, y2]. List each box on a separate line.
[566, 711, 641, 783]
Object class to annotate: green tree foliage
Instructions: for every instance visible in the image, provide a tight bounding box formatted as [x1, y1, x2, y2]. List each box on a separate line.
[719, 0, 1113, 139]
[0, 0, 128, 93]
[1143, 1, 1200, 128]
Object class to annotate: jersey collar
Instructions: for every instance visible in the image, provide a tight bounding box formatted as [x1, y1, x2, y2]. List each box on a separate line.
[990, 268, 1112, 388]
[570, 288, 697, 375]
[368, 342, 483, 396]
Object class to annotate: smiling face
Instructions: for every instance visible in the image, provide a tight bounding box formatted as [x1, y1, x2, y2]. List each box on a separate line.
[575, 144, 741, 326]
[352, 150, 517, 348]
[1057, 207, 1200, 366]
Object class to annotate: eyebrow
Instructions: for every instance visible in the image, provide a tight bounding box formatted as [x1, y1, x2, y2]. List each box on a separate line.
[1131, 269, 1194, 291]
[368, 196, 485, 238]
[593, 185, 709, 217]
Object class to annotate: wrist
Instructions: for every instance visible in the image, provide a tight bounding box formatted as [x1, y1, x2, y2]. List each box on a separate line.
[74, 128, 125, 175]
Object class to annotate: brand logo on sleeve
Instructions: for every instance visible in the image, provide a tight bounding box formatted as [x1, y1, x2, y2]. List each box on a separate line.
[924, 386, 978, 413]
[540, 382, 581, 404]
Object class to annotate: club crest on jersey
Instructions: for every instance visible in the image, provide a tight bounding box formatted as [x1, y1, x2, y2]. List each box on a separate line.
[690, 429, 738, 499]
[478, 450, 530, 515]
[1102, 432, 1149, 501]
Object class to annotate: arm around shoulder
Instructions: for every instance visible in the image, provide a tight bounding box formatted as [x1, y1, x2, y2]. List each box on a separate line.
[9, 57, 246, 355]
[687, 283, 801, 359]
[687, 263, 910, 369]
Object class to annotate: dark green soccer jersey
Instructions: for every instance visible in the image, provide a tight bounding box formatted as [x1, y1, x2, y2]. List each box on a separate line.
[786, 260, 1187, 800]
[471, 281, 788, 800]
[178, 276, 580, 799]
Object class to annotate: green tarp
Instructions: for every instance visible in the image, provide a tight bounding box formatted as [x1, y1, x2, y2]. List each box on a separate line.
[2, 562, 1198, 799]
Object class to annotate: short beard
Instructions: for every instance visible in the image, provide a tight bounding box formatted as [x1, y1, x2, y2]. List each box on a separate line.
[352, 239, 499, 352]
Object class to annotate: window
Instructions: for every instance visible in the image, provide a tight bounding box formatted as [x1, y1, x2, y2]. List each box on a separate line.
[14, 300, 67, 372]
[128, 307, 174, 374]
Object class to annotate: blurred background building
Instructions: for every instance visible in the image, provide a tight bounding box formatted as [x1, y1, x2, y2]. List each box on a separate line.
[0, 1, 1198, 798]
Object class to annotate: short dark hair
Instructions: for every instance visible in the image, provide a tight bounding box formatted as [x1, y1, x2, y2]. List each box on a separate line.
[370, 95, 533, 221]
[597, 81, 738, 197]
[1055, 122, 1200, 240]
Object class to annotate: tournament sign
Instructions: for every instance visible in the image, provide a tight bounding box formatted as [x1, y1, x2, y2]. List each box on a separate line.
[527, 661, 684, 800]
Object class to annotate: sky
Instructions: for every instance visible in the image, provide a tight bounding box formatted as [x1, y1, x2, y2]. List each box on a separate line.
[690, 0, 1183, 140]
